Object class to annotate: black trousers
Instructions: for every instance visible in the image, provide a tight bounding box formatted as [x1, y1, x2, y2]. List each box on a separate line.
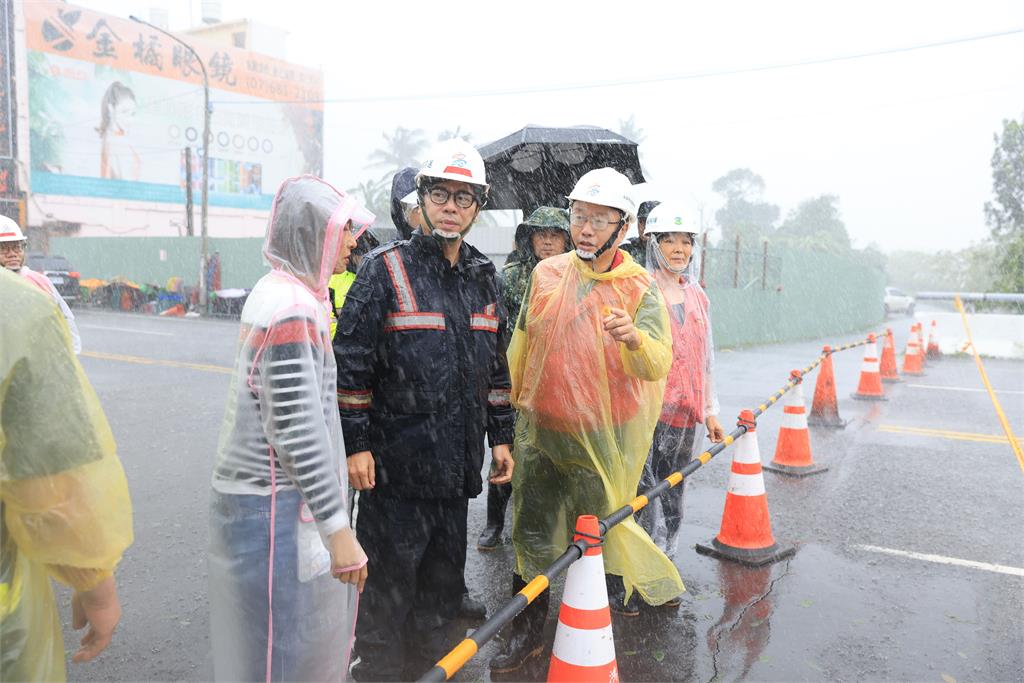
[353, 492, 468, 681]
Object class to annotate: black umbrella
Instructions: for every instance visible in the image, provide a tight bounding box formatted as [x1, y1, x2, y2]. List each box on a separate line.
[477, 125, 645, 212]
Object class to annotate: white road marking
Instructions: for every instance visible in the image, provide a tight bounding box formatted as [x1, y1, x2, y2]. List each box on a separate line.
[79, 325, 174, 337]
[855, 544, 1024, 577]
[907, 383, 1024, 396]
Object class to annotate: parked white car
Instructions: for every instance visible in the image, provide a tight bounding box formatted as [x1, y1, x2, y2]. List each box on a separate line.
[884, 287, 915, 316]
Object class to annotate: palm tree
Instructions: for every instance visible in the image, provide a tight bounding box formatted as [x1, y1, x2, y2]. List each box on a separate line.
[438, 126, 473, 143]
[617, 115, 646, 145]
[367, 126, 429, 171]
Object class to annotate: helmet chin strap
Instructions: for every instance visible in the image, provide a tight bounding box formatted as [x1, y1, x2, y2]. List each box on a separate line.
[419, 198, 469, 242]
[576, 225, 623, 262]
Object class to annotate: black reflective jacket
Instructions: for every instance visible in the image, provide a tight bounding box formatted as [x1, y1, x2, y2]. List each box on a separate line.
[334, 232, 515, 499]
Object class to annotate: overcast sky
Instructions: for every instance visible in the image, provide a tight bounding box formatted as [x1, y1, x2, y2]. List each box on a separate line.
[76, 0, 1023, 253]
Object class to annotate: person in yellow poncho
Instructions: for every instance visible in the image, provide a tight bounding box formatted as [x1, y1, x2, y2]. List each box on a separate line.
[490, 168, 684, 674]
[0, 268, 133, 681]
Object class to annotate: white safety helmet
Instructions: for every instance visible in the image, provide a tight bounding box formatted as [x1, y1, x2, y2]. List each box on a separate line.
[644, 203, 701, 238]
[566, 168, 637, 224]
[416, 138, 489, 196]
[0, 215, 26, 242]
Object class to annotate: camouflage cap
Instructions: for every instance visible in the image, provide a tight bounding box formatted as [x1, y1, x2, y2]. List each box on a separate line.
[521, 206, 570, 233]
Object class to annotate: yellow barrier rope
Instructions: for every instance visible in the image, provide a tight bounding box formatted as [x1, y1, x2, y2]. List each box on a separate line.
[953, 296, 1024, 472]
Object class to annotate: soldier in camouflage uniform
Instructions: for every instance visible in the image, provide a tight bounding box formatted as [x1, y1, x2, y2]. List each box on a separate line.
[477, 206, 571, 551]
[620, 200, 661, 264]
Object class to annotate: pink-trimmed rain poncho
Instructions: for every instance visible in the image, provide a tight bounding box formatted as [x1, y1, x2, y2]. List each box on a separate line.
[208, 176, 373, 681]
[636, 220, 719, 560]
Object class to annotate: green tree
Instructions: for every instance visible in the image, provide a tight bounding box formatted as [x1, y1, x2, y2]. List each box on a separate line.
[773, 194, 851, 255]
[984, 115, 1024, 292]
[711, 168, 779, 247]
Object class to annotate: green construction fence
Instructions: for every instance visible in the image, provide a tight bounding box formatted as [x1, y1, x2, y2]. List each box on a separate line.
[49, 237, 884, 347]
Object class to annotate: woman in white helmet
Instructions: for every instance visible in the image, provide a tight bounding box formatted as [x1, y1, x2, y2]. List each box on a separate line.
[493, 168, 682, 672]
[636, 203, 724, 581]
[0, 216, 81, 354]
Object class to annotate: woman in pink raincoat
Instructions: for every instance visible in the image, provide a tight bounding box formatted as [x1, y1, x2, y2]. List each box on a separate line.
[637, 202, 724, 579]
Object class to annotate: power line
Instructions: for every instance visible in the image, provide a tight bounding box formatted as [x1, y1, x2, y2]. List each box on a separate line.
[212, 27, 1024, 106]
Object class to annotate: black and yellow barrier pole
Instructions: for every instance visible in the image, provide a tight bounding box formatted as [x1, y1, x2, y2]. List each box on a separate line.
[419, 333, 876, 682]
[419, 536, 594, 682]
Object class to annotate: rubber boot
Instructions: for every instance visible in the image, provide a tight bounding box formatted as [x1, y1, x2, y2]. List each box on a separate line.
[489, 573, 548, 673]
[477, 482, 511, 551]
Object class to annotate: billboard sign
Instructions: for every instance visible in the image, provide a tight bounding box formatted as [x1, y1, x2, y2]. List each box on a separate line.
[25, 2, 323, 210]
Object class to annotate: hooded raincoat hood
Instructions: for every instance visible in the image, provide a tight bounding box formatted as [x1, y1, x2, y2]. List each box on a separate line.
[263, 175, 374, 301]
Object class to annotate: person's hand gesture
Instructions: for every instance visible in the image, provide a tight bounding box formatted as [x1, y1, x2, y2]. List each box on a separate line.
[603, 307, 641, 350]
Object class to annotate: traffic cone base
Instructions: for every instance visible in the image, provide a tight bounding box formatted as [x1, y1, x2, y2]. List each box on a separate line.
[807, 413, 848, 428]
[763, 461, 828, 477]
[548, 516, 618, 683]
[851, 391, 888, 401]
[807, 348, 847, 429]
[696, 536, 796, 568]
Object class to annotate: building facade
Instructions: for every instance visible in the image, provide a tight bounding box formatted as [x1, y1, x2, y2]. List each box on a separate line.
[9, 0, 322, 248]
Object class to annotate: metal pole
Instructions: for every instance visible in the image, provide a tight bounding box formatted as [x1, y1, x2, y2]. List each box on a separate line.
[762, 239, 768, 290]
[733, 234, 740, 288]
[699, 229, 708, 286]
[130, 15, 210, 311]
[184, 147, 194, 236]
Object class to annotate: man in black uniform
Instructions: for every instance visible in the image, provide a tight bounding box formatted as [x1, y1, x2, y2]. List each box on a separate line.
[336, 138, 515, 681]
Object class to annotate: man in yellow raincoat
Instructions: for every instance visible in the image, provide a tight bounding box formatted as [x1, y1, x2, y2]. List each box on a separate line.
[0, 268, 133, 681]
[490, 168, 684, 674]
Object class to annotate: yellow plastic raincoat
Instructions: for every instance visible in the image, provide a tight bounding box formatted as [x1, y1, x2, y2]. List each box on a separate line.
[508, 251, 684, 604]
[0, 269, 133, 681]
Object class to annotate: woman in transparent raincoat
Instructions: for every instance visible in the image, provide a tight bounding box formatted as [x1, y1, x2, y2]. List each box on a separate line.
[636, 203, 724, 571]
[209, 176, 372, 681]
[492, 168, 684, 673]
[1, 269, 133, 681]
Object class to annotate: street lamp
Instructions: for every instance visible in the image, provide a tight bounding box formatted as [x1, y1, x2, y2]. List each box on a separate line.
[130, 15, 210, 311]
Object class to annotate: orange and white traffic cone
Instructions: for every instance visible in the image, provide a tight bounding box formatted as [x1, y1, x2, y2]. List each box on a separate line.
[902, 325, 925, 376]
[548, 515, 619, 683]
[927, 319, 942, 359]
[807, 346, 847, 429]
[916, 323, 929, 367]
[880, 328, 901, 383]
[851, 334, 887, 401]
[696, 411, 795, 567]
[765, 371, 828, 477]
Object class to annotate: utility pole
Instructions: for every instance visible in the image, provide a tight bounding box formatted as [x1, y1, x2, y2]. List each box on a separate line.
[131, 15, 210, 311]
[184, 147, 194, 236]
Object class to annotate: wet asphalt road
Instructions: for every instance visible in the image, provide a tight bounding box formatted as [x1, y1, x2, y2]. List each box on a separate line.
[60, 307, 1023, 682]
